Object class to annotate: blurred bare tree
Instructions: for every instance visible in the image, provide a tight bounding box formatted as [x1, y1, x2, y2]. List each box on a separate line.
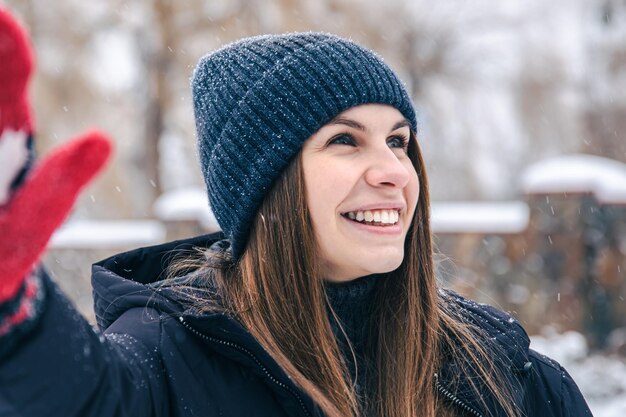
[583, 0, 626, 162]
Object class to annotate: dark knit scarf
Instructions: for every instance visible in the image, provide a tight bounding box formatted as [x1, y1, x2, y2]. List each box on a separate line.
[324, 274, 379, 408]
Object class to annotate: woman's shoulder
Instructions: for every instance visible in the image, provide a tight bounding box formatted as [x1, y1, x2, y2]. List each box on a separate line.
[524, 349, 593, 416]
[440, 289, 593, 416]
[440, 289, 531, 360]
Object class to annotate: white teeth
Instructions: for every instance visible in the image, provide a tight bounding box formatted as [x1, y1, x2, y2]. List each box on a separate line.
[344, 209, 400, 225]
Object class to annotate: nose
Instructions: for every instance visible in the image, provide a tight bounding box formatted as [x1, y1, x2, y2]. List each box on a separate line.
[363, 147, 412, 189]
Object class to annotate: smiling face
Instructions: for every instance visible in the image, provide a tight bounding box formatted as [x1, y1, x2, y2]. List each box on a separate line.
[301, 104, 420, 282]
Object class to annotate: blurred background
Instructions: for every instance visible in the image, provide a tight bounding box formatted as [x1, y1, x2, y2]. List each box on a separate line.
[2, 0, 626, 414]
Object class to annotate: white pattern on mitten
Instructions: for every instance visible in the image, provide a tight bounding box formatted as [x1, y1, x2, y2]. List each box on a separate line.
[0, 129, 28, 205]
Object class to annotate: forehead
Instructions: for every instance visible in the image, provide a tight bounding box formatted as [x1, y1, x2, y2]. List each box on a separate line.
[328, 104, 408, 129]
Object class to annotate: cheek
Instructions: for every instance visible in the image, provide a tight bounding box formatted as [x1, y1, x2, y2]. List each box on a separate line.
[304, 166, 336, 225]
[306, 175, 341, 226]
[405, 169, 420, 217]
[412, 175, 420, 203]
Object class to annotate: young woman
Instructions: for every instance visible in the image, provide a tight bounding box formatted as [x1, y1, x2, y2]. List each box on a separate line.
[0, 10, 591, 417]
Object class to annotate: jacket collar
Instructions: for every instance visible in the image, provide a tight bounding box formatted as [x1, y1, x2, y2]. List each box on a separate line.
[91, 232, 225, 330]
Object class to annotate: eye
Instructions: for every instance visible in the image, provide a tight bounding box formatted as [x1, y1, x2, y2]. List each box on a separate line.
[328, 133, 356, 147]
[387, 135, 409, 151]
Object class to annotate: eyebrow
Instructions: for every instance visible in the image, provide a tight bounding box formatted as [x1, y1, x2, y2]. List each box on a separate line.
[328, 117, 410, 133]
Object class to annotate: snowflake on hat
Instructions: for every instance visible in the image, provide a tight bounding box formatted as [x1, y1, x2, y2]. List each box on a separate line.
[0, 7, 112, 324]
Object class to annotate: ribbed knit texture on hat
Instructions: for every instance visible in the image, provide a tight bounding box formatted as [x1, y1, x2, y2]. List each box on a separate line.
[192, 32, 417, 258]
[0, 8, 34, 133]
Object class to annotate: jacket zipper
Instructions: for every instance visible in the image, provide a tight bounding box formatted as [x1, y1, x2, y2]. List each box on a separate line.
[178, 317, 313, 417]
[435, 374, 484, 417]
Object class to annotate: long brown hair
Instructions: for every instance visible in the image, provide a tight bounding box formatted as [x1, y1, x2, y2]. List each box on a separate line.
[168, 132, 519, 417]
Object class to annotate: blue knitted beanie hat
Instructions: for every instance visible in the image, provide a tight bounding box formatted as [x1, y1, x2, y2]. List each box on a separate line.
[192, 32, 417, 258]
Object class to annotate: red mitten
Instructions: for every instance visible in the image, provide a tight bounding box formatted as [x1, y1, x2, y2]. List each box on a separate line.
[0, 132, 112, 302]
[0, 8, 113, 304]
[0, 7, 33, 134]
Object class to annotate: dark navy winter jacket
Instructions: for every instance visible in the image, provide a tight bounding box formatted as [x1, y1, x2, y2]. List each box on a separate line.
[0, 233, 593, 416]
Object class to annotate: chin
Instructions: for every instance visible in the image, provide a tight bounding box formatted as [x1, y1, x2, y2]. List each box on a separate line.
[323, 247, 405, 281]
[362, 252, 404, 275]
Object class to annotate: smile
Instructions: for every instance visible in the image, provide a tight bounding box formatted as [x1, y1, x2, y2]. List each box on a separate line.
[341, 209, 400, 226]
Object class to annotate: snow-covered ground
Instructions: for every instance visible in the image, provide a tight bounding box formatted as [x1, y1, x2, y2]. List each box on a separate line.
[531, 331, 626, 416]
